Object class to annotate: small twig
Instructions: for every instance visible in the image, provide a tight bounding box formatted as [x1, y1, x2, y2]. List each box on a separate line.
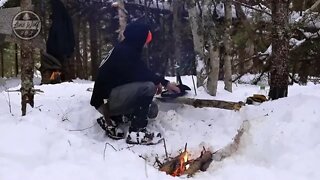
[68, 122, 97, 131]
[35, 105, 43, 109]
[163, 138, 169, 160]
[191, 75, 197, 96]
[118, 145, 135, 151]
[203, 146, 206, 152]
[68, 140, 72, 146]
[155, 156, 163, 167]
[106, 142, 118, 152]
[7, 90, 12, 114]
[103, 143, 108, 160]
[104, 142, 118, 160]
[184, 143, 188, 152]
[138, 155, 149, 178]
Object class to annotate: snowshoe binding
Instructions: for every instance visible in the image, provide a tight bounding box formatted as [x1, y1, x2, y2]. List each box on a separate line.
[126, 128, 163, 145]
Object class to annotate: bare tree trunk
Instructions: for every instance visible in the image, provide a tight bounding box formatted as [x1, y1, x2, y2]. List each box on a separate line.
[15, 44, 19, 77]
[73, 14, 84, 79]
[20, 48, 34, 115]
[20, 0, 34, 116]
[172, 0, 183, 76]
[204, 1, 220, 96]
[98, 29, 102, 62]
[269, 0, 289, 100]
[82, 21, 89, 79]
[223, 0, 232, 92]
[89, 16, 99, 80]
[207, 38, 220, 96]
[114, 0, 127, 41]
[186, 0, 206, 87]
[0, 45, 3, 77]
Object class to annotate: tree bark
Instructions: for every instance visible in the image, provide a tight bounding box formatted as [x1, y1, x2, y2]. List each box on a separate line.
[223, 0, 232, 92]
[203, 0, 220, 96]
[15, 44, 19, 77]
[20, 0, 35, 116]
[207, 40, 220, 96]
[172, 0, 183, 77]
[73, 13, 84, 79]
[269, 0, 289, 100]
[82, 21, 89, 79]
[0, 45, 4, 78]
[89, 16, 99, 80]
[115, 0, 127, 41]
[186, 0, 206, 87]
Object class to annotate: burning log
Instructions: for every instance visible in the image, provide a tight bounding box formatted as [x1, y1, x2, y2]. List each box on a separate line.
[159, 144, 213, 177]
[183, 151, 213, 176]
[159, 144, 189, 176]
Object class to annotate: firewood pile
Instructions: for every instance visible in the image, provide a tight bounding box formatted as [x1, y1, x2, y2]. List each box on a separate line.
[157, 144, 213, 177]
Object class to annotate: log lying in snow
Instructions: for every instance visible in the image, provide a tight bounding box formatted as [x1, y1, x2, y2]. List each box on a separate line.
[156, 97, 245, 110]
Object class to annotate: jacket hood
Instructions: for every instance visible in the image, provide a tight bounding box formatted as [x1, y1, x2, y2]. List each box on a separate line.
[123, 22, 150, 51]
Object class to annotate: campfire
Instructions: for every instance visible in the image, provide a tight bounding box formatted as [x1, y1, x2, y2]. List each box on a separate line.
[158, 144, 213, 177]
[156, 120, 249, 177]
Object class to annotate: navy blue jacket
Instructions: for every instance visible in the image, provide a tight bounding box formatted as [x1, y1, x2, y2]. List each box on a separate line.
[90, 22, 168, 109]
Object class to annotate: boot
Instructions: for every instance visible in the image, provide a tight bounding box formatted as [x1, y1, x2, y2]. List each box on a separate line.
[126, 96, 162, 145]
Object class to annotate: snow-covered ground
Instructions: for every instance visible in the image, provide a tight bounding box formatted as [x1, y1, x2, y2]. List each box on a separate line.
[1, 76, 320, 180]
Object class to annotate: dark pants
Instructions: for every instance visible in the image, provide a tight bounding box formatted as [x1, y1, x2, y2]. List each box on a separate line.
[98, 82, 156, 129]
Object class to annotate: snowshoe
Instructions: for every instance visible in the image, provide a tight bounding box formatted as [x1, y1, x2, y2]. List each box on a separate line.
[126, 128, 163, 145]
[106, 125, 125, 140]
[97, 116, 107, 131]
[96, 116, 125, 140]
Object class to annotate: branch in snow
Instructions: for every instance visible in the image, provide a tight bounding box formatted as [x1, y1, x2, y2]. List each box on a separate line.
[289, 38, 306, 49]
[68, 122, 98, 131]
[212, 120, 250, 161]
[258, 45, 272, 59]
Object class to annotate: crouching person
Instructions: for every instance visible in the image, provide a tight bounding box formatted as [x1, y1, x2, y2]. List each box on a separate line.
[90, 22, 180, 145]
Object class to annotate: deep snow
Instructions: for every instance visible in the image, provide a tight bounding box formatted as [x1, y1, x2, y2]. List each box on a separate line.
[0, 76, 320, 180]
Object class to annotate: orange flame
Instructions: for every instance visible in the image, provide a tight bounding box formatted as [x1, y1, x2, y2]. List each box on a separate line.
[171, 151, 189, 176]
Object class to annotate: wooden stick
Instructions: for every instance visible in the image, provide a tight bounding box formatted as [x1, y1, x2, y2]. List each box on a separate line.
[5, 89, 44, 93]
[163, 138, 169, 160]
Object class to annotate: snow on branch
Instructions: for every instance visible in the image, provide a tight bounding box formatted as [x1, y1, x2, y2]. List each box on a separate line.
[0, 0, 8, 7]
[232, 0, 271, 16]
